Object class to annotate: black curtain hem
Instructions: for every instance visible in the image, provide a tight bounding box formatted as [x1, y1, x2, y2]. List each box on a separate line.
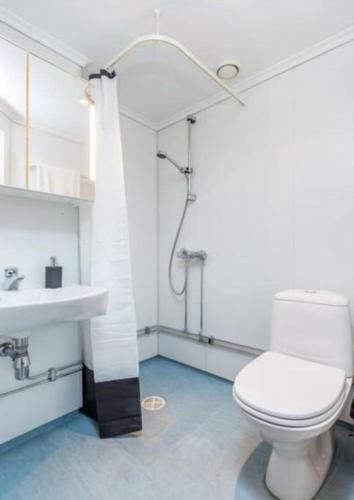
[81, 365, 142, 438]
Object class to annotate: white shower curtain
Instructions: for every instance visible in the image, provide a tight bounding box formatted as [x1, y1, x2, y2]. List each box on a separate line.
[80, 70, 142, 438]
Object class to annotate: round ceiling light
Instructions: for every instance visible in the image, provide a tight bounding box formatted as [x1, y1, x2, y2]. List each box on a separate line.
[216, 62, 240, 80]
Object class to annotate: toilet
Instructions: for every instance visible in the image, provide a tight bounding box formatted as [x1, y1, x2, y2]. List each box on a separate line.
[233, 290, 353, 500]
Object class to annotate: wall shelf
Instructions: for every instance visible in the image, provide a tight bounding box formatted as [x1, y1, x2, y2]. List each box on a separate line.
[0, 184, 93, 206]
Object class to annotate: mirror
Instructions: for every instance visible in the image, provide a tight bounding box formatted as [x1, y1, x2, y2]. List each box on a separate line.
[0, 37, 27, 189]
[28, 55, 93, 200]
[0, 35, 93, 201]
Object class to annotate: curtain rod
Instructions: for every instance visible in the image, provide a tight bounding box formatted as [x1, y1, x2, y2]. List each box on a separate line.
[104, 34, 245, 107]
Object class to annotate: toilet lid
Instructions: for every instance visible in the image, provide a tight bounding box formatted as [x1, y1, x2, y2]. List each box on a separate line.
[234, 351, 346, 420]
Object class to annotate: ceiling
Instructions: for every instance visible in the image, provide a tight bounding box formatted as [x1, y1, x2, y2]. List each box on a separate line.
[0, 0, 354, 127]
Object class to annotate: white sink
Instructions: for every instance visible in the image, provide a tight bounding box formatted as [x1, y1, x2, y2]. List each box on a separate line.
[0, 285, 108, 338]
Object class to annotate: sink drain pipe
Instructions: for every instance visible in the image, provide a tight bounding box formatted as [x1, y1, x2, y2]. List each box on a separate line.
[0, 337, 82, 398]
[0, 338, 31, 380]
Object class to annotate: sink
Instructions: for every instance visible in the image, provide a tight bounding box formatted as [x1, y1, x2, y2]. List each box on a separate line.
[0, 285, 108, 338]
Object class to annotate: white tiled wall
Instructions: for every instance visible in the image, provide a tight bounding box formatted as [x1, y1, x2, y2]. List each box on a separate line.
[158, 41, 354, 352]
[138, 333, 158, 362]
[158, 333, 254, 380]
[158, 333, 207, 372]
[121, 116, 158, 331]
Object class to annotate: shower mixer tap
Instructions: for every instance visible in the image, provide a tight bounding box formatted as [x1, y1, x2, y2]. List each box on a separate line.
[177, 249, 208, 261]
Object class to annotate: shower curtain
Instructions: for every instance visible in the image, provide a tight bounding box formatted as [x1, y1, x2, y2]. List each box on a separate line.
[80, 69, 142, 438]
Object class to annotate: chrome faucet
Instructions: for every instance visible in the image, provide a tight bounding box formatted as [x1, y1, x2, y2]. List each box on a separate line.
[3, 267, 24, 291]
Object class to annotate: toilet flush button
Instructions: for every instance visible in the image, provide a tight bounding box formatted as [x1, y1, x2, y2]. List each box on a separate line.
[304, 289, 317, 293]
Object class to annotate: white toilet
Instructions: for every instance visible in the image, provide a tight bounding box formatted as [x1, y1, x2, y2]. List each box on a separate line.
[233, 290, 353, 500]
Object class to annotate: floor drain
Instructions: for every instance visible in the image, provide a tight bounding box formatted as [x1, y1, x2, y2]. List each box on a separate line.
[142, 396, 166, 411]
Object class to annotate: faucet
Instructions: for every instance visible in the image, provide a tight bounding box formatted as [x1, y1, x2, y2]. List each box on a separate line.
[3, 267, 24, 291]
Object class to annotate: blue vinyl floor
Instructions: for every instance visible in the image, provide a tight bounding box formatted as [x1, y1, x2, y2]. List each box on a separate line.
[0, 356, 353, 500]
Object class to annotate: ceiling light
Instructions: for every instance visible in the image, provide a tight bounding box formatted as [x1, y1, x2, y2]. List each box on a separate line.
[216, 62, 240, 80]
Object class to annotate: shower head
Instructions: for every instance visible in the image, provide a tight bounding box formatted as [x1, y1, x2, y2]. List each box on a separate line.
[156, 150, 184, 173]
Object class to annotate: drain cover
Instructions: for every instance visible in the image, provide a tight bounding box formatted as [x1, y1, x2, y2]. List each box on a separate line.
[142, 396, 166, 411]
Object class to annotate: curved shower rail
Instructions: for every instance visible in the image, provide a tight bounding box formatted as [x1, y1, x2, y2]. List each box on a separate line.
[104, 34, 245, 107]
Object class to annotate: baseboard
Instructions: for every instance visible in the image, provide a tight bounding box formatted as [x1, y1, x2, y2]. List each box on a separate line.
[158, 331, 255, 382]
[138, 332, 158, 361]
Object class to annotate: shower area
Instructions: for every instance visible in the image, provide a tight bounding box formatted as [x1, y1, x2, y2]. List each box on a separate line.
[100, 28, 264, 379]
[105, 27, 354, 394]
[157, 115, 207, 336]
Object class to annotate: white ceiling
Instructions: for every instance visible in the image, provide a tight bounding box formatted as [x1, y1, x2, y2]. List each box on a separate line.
[0, 0, 354, 127]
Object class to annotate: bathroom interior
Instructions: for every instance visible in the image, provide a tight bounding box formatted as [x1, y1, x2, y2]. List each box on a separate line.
[0, 1, 353, 499]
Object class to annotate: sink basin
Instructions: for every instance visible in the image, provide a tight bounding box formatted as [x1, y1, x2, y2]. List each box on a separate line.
[0, 285, 108, 338]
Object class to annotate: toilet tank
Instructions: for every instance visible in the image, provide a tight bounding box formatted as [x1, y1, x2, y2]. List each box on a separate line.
[270, 290, 353, 377]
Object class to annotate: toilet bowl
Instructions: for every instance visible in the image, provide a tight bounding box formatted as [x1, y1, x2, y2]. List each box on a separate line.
[233, 290, 353, 500]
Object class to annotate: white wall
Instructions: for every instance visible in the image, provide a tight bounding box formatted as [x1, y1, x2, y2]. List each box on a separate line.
[0, 195, 81, 443]
[158, 41, 354, 352]
[122, 114, 159, 360]
[121, 115, 158, 332]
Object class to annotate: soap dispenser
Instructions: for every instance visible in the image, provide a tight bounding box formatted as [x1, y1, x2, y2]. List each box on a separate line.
[45, 256, 62, 289]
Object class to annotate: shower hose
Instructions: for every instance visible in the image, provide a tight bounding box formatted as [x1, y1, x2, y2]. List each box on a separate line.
[168, 184, 191, 296]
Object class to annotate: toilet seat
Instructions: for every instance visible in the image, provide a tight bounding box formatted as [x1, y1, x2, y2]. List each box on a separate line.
[233, 351, 346, 428]
[234, 385, 347, 427]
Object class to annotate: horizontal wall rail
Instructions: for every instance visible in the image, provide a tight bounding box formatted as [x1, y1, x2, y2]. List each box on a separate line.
[137, 324, 263, 357]
[0, 326, 260, 399]
[0, 362, 82, 399]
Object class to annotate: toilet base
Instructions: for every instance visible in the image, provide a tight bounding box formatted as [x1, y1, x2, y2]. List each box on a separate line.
[265, 428, 335, 500]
